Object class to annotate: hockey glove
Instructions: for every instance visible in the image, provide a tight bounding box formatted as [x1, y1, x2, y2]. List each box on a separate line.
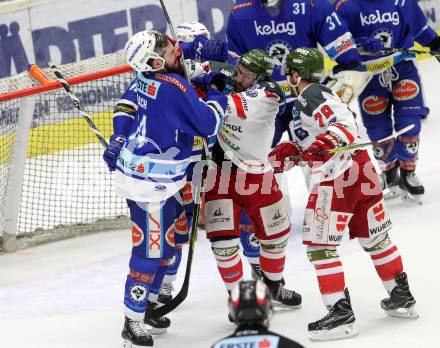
[191, 72, 227, 92]
[268, 141, 302, 173]
[103, 134, 125, 171]
[355, 37, 384, 53]
[200, 38, 228, 62]
[302, 133, 339, 165]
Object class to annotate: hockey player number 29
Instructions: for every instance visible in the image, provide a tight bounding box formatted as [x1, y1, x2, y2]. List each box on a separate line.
[313, 105, 334, 128]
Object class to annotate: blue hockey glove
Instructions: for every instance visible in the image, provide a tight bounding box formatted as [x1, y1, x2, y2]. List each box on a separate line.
[191, 72, 227, 92]
[103, 135, 125, 171]
[355, 37, 384, 53]
[199, 38, 228, 62]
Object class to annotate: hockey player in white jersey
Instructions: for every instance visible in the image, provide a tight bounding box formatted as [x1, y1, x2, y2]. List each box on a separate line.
[269, 48, 418, 341]
[200, 49, 302, 309]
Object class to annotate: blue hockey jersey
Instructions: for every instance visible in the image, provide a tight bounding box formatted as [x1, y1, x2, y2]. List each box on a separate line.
[226, 0, 361, 100]
[335, 0, 438, 74]
[113, 71, 225, 202]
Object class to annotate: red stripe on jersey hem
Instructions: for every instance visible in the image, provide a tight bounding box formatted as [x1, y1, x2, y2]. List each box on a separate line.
[231, 93, 246, 119]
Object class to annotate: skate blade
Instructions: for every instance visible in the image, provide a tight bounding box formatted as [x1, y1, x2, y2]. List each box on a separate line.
[384, 306, 419, 319]
[401, 190, 423, 205]
[383, 186, 401, 200]
[309, 323, 359, 341]
[273, 301, 302, 310]
[145, 327, 168, 335]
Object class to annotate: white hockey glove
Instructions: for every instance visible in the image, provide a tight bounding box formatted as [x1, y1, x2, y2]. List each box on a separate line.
[184, 59, 210, 80]
[326, 70, 372, 104]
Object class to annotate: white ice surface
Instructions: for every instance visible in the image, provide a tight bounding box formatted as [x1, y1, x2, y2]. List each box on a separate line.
[1, 58, 440, 348]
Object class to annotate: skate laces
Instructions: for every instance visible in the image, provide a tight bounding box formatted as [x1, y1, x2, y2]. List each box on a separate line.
[276, 286, 295, 300]
[129, 319, 150, 337]
[379, 66, 399, 91]
[160, 281, 174, 296]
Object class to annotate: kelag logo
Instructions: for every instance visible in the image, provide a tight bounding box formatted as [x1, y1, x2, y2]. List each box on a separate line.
[0, 0, 230, 78]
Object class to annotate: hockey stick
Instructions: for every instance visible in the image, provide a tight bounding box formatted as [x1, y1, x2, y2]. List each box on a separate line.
[49, 63, 108, 148]
[287, 124, 415, 161]
[380, 47, 440, 58]
[319, 124, 415, 155]
[150, 0, 210, 318]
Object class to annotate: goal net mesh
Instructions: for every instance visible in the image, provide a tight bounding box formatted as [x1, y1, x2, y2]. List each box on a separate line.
[0, 51, 134, 249]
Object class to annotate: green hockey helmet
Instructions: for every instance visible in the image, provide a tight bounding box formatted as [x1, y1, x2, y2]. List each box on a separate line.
[239, 49, 274, 80]
[285, 48, 324, 82]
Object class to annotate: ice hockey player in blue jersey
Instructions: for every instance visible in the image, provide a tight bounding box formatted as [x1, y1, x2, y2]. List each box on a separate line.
[335, 0, 440, 204]
[226, 0, 366, 145]
[102, 29, 227, 347]
[211, 280, 304, 348]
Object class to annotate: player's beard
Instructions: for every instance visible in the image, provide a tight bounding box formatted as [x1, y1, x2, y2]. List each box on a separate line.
[165, 59, 185, 76]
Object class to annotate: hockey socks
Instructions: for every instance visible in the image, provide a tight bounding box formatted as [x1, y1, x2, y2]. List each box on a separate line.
[307, 246, 346, 307]
[211, 238, 243, 291]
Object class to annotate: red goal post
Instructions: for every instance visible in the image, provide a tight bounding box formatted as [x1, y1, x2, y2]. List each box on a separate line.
[0, 51, 134, 252]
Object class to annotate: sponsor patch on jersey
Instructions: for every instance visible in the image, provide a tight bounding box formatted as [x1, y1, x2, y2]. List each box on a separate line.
[360, 10, 400, 26]
[212, 335, 280, 348]
[137, 78, 161, 99]
[362, 95, 389, 115]
[129, 284, 147, 303]
[260, 200, 290, 237]
[254, 20, 296, 36]
[154, 73, 188, 93]
[393, 79, 419, 101]
[132, 222, 144, 247]
[205, 199, 234, 233]
[367, 200, 392, 236]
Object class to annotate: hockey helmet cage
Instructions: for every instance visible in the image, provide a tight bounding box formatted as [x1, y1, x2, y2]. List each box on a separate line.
[228, 280, 274, 327]
[285, 47, 324, 82]
[125, 30, 169, 72]
[176, 21, 211, 43]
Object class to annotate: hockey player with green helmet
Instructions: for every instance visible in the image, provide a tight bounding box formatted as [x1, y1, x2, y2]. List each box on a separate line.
[269, 47, 418, 341]
[197, 48, 303, 313]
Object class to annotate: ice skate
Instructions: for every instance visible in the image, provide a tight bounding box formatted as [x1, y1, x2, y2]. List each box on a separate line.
[381, 166, 401, 199]
[265, 278, 302, 308]
[309, 289, 358, 341]
[381, 272, 419, 319]
[158, 281, 173, 304]
[144, 302, 171, 335]
[250, 263, 263, 280]
[122, 316, 153, 347]
[399, 169, 424, 205]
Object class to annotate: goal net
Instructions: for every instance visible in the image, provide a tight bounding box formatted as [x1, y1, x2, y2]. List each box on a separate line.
[0, 51, 135, 252]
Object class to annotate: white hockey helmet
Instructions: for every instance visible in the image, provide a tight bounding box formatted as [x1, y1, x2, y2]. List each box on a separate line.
[176, 21, 211, 43]
[125, 30, 168, 72]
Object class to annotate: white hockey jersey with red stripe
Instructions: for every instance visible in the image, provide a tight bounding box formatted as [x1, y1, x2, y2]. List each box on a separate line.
[217, 82, 283, 173]
[289, 83, 361, 183]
